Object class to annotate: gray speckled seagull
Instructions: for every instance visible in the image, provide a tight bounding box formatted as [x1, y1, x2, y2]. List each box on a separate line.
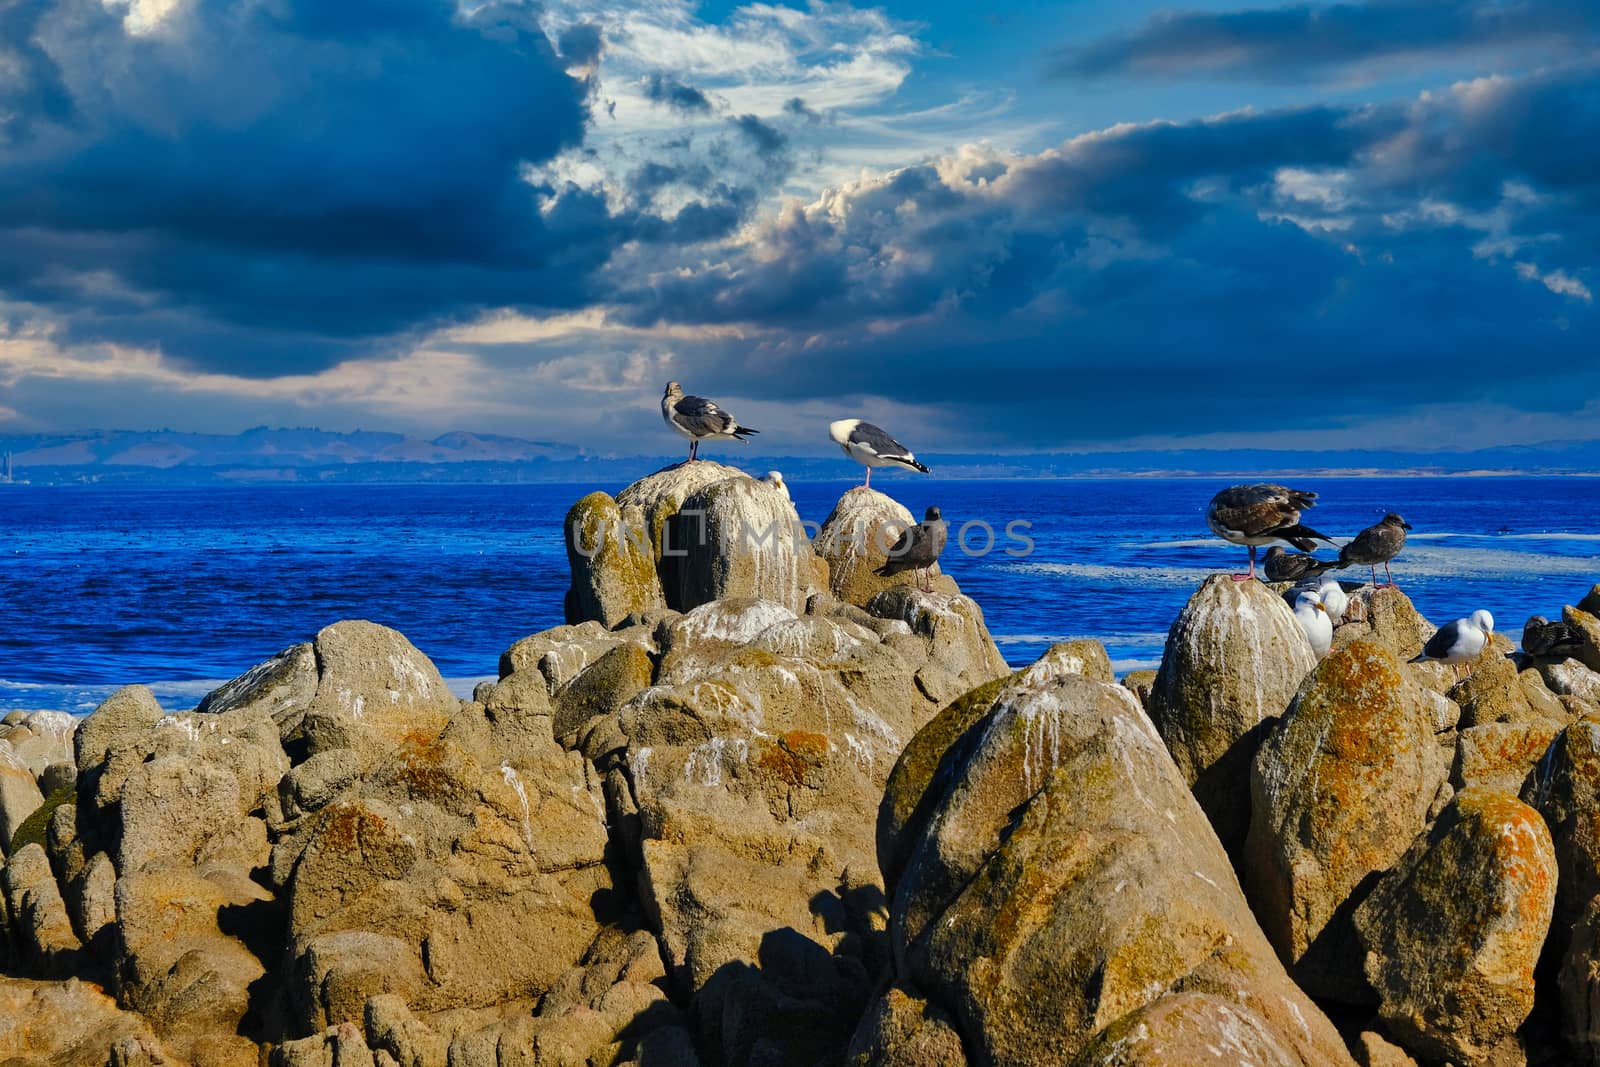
[662, 381, 759, 461]
[1206, 484, 1333, 582]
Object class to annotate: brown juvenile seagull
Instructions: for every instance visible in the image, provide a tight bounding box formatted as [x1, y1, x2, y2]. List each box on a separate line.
[877, 506, 947, 592]
[1206, 484, 1333, 582]
[1263, 546, 1344, 584]
[1339, 512, 1412, 588]
[1522, 615, 1586, 660]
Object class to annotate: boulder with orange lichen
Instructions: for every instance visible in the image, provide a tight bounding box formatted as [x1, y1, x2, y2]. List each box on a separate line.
[1244, 638, 1450, 1003]
[1353, 789, 1556, 1064]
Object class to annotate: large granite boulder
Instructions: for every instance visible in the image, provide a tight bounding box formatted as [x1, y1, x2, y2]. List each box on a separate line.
[860, 663, 1355, 1067]
[1581, 584, 1600, 617]
[564, 491, 664, 627]
[299, 620, 460, 767]
[0, 758, 44, 858]
[816, 488, 952, 608]
[1148, 576, 1317, 853]
[1244, 638, 1450, 1002]
[1566, 604, 1600, 673]
[0, 976, 179, 1067]
[615, 460, 749, 562]
[1330, 586, 1436, 661]
[662, 472, 822, 614]
[1353, 790, 1555, 1063]
[196, 642, 318, 727]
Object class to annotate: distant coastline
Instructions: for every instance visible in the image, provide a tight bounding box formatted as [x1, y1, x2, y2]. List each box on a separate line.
[2, 427, 1598, 485]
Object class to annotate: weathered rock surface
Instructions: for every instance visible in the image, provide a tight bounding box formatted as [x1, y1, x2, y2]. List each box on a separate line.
[1566, 605, 1600, 673]
[196, 642, 319, 727]
[564, 490, 665, 627]
[1148, 575, 1317, 853]
[1353, 789, 1555, 1064]
[1330, 586, 1435, 661]
[662, 472, 822, 613]
[1245, 638, 1450, 1002]
[1542, 657, 1600, 705]
[1453, 721, 1561, 794]
[862, 662, 1355, 1067]
[0, 977, 178, 1067]
[0, 757, 45, 856]
[1581, 584, 1600, 617]
[300, 620, 460, 767]
[816, 488, 951, 608]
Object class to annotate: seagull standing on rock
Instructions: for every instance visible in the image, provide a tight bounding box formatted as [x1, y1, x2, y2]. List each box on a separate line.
[1339, 512, 1411, 588]
[1293, 590, 1333, 659]
[877, 506, 947, 592]
[1206, 484, 1333, 581]
[1316, 578, 1350, 623]
[1264, 546, 1343, 584]
[662, 381, 760, 461]
[829, 420, 930, 488]
[760, 471, 790, 500]
[1419, 610, 1496, 678]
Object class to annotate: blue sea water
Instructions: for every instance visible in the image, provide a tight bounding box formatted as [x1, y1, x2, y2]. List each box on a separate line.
[3, 477, 1598, 715]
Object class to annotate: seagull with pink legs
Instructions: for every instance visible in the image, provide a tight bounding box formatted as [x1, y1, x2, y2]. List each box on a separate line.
[829, 419, 930, 487]
[1206, 483, 1334, 581]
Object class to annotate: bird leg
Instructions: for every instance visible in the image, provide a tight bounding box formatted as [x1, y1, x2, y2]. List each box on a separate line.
[689, 440, 698, 462]
[864, 466, 872, 489]
[1232, 544, 1257, 582]
[1370, 563, 1378, 589]
[1384, 560, 1396, 588]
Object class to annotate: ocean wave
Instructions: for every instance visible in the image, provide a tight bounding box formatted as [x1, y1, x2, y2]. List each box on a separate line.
[1121, 538, 1228, 550]
[445, 675, 497, 699]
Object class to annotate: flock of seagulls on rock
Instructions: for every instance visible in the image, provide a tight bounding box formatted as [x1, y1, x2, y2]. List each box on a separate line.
[662, 388, 1556, 673]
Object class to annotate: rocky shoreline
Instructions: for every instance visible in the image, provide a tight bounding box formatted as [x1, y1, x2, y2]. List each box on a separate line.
[4, 461, 1600, 1067]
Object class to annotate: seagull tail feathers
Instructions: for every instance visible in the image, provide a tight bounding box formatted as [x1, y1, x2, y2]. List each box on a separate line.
[1280, 524, 1335, 552]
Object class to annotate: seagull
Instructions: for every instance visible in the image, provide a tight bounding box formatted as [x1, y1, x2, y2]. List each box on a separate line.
[1339, 512, 1412, 588]
[829, 419, 930, 488]
[1264, 546, 1343, 584]
[877, 506, 947, 592]
[1206, 484, 1333, 582]
[1522, 615, 1585, 660]
[760, 470, 790, 500]
[1419, 609, 1496, 678]
[662, 381, 759, 461]
[1293, 590, 1333, 659]
[1316, 577, 1350, 624]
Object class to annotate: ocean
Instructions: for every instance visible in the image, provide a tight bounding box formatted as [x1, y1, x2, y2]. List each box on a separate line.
[3, 477, 1598, 715]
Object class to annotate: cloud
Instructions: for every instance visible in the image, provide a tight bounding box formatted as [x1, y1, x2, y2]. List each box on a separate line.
[1051, 0, 1600, 83]
[643, 71, 714, 114]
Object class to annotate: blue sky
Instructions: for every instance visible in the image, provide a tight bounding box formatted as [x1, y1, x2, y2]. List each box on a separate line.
[1, 0, 1597, 454]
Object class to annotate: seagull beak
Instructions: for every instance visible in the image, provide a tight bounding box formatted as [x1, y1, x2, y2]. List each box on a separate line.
[1401, 522, 1413, 530]
[1316, 603, 1326, 613]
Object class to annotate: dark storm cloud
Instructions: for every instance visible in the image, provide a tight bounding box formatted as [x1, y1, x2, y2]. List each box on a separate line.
[1051, 0, 1600, 81]
[0, 0, 767, 376]
[601, 65, 1600, 440]
[643, 71, 715, 114]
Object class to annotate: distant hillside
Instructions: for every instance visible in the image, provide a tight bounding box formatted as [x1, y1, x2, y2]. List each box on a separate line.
[1, 428, 1598, 484]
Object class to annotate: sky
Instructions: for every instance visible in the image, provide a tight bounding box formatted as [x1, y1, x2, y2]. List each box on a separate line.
[1, 0, 1598, 455]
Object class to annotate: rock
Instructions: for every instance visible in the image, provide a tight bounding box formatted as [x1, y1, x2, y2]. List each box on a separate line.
[552, 643, 654, 745]
[1354, 1031, 1419, 1067]
[499, 621, 651, 694]
[661, 473, 821, 614]
[0, 977, 179, 1067]
[1453, 721, 1560, 794]
[1343, 586, 1436, 661]
[0, 757, 45, 856]
[564, 491, 665, 627]
[1559, 894, 1600, 1065]
[1541, 658, 1600, 705]
[845, 983, 968, 1067]
[0, 711, 76, 779]
[1244, 638, 1450, 1002]
[1148, 576, 1317, 854]
[1566, 605, 1600, 673]
[1519, 667, 1572, 723]
[1027, 639, 1113, 684]
[75, 685, 165, 778]
[197, 642, 319, 729]
[865, 586, 1009, 697]
[1070, 992, 1312, 1066]
[300, 621, 460, 766]
[1528, 715, 1600, 936]
[615, 459, 749, 561]
[1353, 789, 1555, 1063]
[38, 762, 75, 797]
[279, 749, 366, 819]
[816, 488, 950, 608]
[1, 843, 82, 975]
[873, 668, 1355, 1066]
[1120, 669, 1157, 710]
[1452, 653, 1542, 727]
[1581, 584, 1600, 617]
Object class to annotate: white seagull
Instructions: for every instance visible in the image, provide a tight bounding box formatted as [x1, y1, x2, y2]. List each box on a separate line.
[1293, 590, 1333, 659]
[760, 471, 789, 500]
[1315, 578, 1349, 623]
[1419, 610, 1496, 678]
[662, 381, 759, 461]
[829, 419, 930, 488]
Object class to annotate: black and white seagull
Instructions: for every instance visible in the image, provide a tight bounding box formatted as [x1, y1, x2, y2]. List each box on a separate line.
[1264, 546, 1344, 584]
[877, 506, 947, 592]
[829, 419, 930, 488]
[1419, 609, 1495, 677]
[1522, 615, 1585, 660]
[1206, 484, 1333, 582]
[662, 381, 759, 461]
[1339, 512, 1412, 588]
